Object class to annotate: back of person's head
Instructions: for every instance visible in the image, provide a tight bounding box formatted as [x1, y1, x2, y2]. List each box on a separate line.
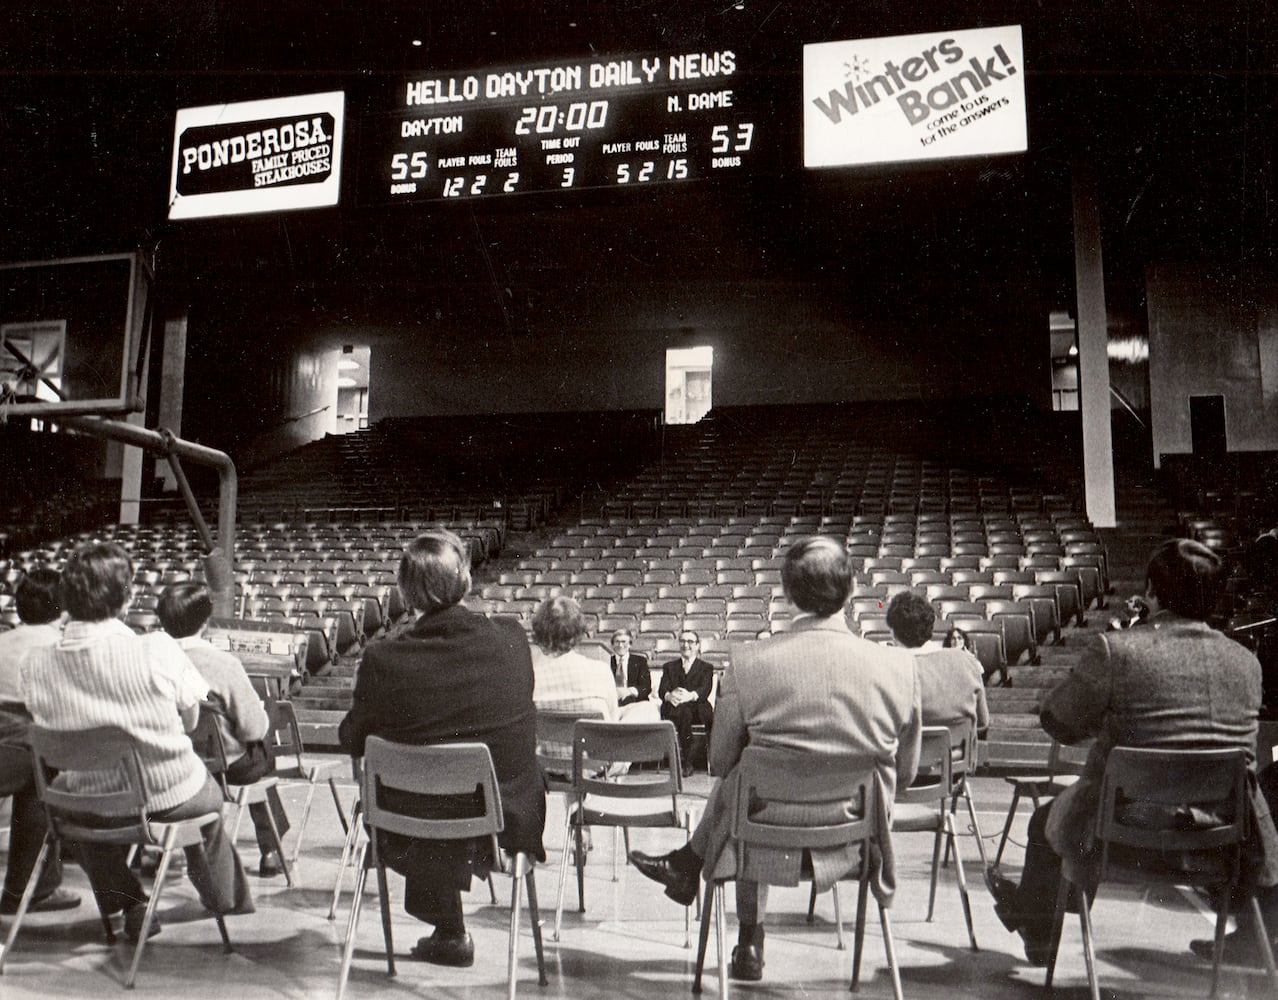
[157, 581, 213, 639]
[15, 567, 61, 625]
[532, 595, 587, 654]
[781, 536, 853, 617]
[886, 590, 935, 648]
[1145, 538, 1224, 620]
[398, 528, 471, 613]
[60, 542, 133, 622]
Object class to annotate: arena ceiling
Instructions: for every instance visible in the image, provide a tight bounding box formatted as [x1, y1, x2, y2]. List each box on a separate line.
[0, 2, 1272, 343]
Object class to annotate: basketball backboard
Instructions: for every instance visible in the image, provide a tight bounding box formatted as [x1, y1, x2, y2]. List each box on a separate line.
[0, 251, 151, 418]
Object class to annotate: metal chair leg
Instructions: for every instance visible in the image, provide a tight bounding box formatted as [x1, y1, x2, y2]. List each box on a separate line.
[714, 883, 729, 1000]
[1044, 875, 1071, 989]
[851, 868, 870, 991]
[1247, 894, 1278, 997]
[925, 823, 944, 920]
[328, 799, 362, 920]
[126, 838, 177, 989]
[260, 793, 294, 888]
[0, 835, 51, 973]
[508, 854, 523, 1000]
[692, 877, 714, 994]
[831, 883, 846, 951]
[807, 881, 818, 923]
[553, 809, 573, 941]
[523, 859, 549, 987]
[1076, 887, 1100, 1000]
[335, 842, 369, 1000]
[947, 813, 978, 951]
[879, 905, 903, 1000]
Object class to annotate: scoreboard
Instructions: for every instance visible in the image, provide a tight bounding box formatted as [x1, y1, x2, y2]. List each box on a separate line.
[360, 49, 781, 204]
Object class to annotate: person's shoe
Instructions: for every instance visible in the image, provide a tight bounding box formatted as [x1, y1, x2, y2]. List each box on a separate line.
[682, 761, 695, 779]
[258, 852, 284, 878]
[729, 944, 764, 981]
[984, 867, 1023, 933]
[0, 888, 81, 915]
[1190, 929, 1274, 967]
[410, 929, 475, 967]
[628, 850, 699, 906]
[123, 903, 162, 944]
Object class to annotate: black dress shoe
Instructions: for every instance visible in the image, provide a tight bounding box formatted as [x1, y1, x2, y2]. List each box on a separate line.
[729, 944, 764, 981]
[259, 852, 284, 878]
[411, 930, 475, 967]
[628, 850, 699, 906]
[1190, 929, 1274, 967]
[984, 867, 1023, 933]
[682, 762, 695, 779]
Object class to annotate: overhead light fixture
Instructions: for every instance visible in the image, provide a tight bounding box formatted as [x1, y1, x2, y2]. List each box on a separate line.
[338, 358, 361, 371]
[411, 38, 423, 47]
[1068, 344, 1079, 357]
[337, 376, 358, 388]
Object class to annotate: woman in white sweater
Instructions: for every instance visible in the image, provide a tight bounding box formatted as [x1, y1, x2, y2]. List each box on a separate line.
[21, 542, 252, 942]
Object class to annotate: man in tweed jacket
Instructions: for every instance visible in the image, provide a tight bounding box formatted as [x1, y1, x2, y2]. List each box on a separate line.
[987, 538, 1278, 965]
[630, 537, 922, 981]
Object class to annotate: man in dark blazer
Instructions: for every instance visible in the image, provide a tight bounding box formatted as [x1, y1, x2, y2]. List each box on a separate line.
[339, 529, 545, 968]
[609, 627, 652, 706]
[632, 539, 921, 982]
[658, 630, 715, 777]
[987, 539, 1278, 966]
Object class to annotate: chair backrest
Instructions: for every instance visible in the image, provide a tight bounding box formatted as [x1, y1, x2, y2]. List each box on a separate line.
[894, 727, 955, 806]
[361, 736, 504, 843]
[535, 706, 606, 787]
[265, 695, 305, 772]
[1095, 746, 1248, 878]
[29, 725, 152, 842]
[572, 719, 682, 805]
[731, 746, 878, 853]
[190, 701, 233, 792]
[1046, 738, 1093, 778]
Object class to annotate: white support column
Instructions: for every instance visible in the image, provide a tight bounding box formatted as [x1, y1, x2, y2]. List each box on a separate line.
[118, 410, 145, 525]
[1072, 158, 1117, 528]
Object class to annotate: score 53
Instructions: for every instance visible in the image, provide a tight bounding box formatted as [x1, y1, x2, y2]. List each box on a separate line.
[710, 123, 754, 153]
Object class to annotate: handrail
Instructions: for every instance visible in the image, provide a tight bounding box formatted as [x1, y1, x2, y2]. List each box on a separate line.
[1109, 385, 1146, 429]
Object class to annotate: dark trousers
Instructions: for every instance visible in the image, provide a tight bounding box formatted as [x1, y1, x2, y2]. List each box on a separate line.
[1007, 801, 1066, 943]
[223, 742, 291, 856]
[660, 700, 714, 764]
[0, 768, 62, 908]
[77, 773, 253, 917]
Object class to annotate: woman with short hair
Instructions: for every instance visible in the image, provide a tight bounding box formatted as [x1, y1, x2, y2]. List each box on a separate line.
[21, 542, 252, 942]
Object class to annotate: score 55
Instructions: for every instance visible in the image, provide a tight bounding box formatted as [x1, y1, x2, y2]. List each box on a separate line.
[710, 123, 754, 153]
[391, 151, 429, 179]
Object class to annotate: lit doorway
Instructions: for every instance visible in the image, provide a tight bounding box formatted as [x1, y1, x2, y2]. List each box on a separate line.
[665, 346, 713, 425]
[1049, 311, 1079, 411]
[336, 344, 370, 433]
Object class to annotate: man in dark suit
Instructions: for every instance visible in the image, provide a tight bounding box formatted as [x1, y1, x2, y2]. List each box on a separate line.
[658, 630, 715, 777]
[609, 627, 652, 706]
[339, 529, 545, 967]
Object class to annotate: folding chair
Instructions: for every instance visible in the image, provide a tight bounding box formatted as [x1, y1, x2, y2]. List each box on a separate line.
[1045, 746, 1278, 1000]
[335, 738, 547, 1000]
[0, 726, 233, 988]
[994, 738, 1092, 865]
[694, 748, 902, 1000]
[246, 694, 344, 870]
[190, 702, 293, 887]
[890, 725, 980, 950]
[555, 720, 692, 944]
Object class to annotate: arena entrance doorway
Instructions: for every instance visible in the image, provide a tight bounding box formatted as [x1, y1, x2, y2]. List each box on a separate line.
[665, 346, 713, 425]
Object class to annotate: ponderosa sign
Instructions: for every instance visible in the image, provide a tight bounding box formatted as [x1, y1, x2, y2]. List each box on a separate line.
[168, 91, 345, 220]
[803, 25, 1026, 169]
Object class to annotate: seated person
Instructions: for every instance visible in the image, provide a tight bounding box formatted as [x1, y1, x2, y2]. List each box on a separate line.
[21, 542, 252, 940]
[0, 567, 78, 915]
[985, 539, 1278, 966]
[658, 630, 715, 778]
[885, 590, 989, 733]
[157, 581, 291, 877]
[609, 627, 658, 720]
[339, 529, 545, 967]
[530, 595, 618, 765]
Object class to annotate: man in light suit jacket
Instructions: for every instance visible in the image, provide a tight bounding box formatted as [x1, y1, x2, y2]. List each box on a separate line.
[886, 590, 989, 733]
[630, 537, 922, 981]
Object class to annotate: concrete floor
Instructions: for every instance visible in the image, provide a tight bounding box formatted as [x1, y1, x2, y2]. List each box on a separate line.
[0, 769, 1271, 1000]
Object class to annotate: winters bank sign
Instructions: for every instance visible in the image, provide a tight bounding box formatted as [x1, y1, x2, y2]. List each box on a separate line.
[803, 25, 1026, 168]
